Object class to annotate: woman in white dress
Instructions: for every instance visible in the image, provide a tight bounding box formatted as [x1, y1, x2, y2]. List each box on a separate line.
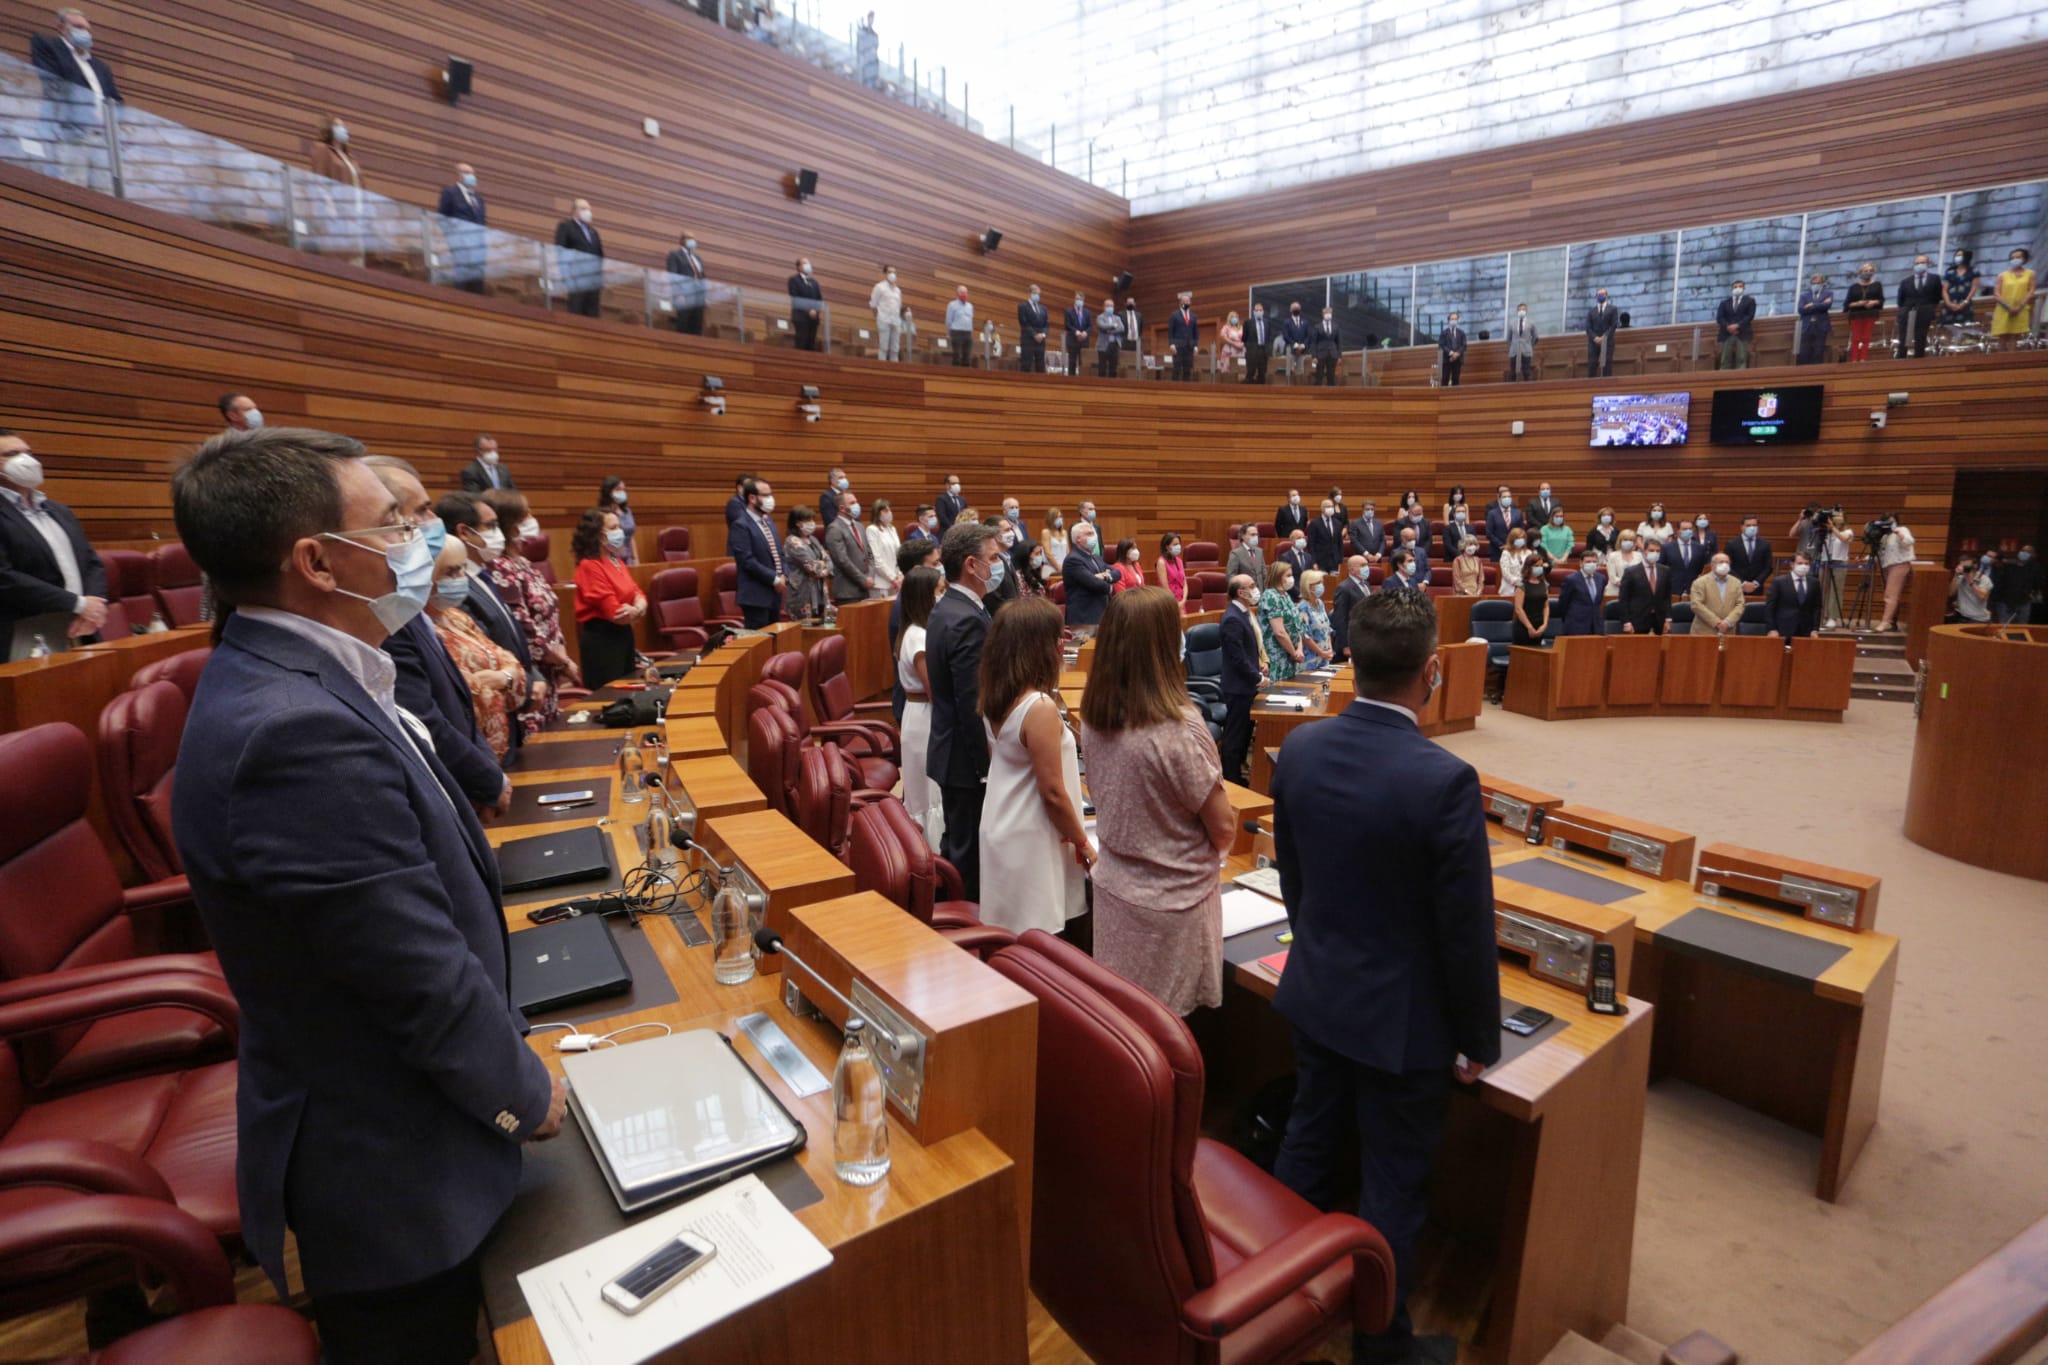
[894, 568, 945, 848]
[976, 597, 1091, 935]
[1041, 507, 1070, 566]
[865, 499, 903, 598]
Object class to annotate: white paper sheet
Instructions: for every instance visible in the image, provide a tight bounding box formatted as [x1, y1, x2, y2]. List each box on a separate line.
[518, 1174, 833, 1365]
[1220, 886, 1290, 938]
[1259, 692, 1314, 710]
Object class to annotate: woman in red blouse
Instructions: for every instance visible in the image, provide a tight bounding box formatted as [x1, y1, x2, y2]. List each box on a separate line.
[1109, 537, 1145, 594]
[1154, 532, 1191, 606]
[571, 507, 645, 688]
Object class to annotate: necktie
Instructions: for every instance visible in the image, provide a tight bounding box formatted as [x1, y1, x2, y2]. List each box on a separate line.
[762, 517, 783, 574]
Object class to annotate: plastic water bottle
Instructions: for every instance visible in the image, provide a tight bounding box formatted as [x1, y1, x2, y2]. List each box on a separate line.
[27, 634, 50, 659]
[147, 612, 169, 634]
[823, 598, 838, 626]
[618, 741, 647, 804]
[832, 1019, 890, 1185]
[710, 871, 756, 985]
[642, 655, 662, 685]
[644, 802, 677, 873]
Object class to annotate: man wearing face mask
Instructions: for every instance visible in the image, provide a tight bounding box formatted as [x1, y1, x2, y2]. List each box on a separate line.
[1275, 489, 1309, 541]
[1062, 292, 1091, 379]
[1765, 553, 1823, 638]
[1120, 298, 1144, 371]
[1227, 521, 1265, 584]
[1330, 556, 1371, 662]
[818, 466, 850, 526]
[1715, 280, 1756, 370]
[927, 521, 1005, 898]
[437, 493, 547, 740]
[1665, 520, 1706, 598]
[1557, 552, 1607, 636]
[946, 286, 974, 367]
[32, 8, 122, 105]
[935, 474, 966, 533]
[1281, 532, 1315, 601]
[1169, 292, 1198, 382]
[867, 265, 903, 361]
[436, 163, 488, 293]
[664, 231, 709, 334]
[1311, 306, 1342, 387]
[1308, 497, 1345, 573]
[1617, 537, 1670, 635]
[1507, 301, 1538, 381]
[169, 428, 563, 1364]
[552, 198, 604, 318]
[1017, 286, 1050, 373]
[787, 256, 825, 351]
[1245, 304, 1273, 384]
[1218, 574, 1263, 784]
[1348, 501, 1386, 564]
[825, 491, 874, 606]
[1897, 254, 1942, 358]
[727, 477, 787, 629]
[219, 391, 265, 432]
[1586, 287, 1618, 378]
[0, 429, 109, 658]
[1061, 520, 1115, 627]
[1727, 516, 1773, 594]
[1437, 311, 1467, 387]
[458, 434, 516, 493]
[1796, 273, 1835, 365]
[1689, 554, 1745, 636]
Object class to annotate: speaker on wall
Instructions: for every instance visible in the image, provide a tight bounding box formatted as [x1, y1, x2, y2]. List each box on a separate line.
[794, 168, 820, 200]
[1113, 270, 1134, 293]
[444, 57, 474, 104]
[981, 228, 1003, 253]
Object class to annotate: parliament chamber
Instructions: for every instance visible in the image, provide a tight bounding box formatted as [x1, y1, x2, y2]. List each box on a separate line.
[2, 3, 2047, 1363]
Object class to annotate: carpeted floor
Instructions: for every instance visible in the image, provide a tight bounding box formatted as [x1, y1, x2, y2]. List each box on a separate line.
[1436, 698, 2048, 1363]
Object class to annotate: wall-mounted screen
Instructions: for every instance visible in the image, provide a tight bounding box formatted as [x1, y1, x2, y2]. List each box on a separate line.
[1710, 385, 1823, 444]
[1590, 392, 1690, 447]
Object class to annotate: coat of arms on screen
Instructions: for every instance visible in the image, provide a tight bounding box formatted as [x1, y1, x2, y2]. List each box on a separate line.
[1756, 392, 1778, 418]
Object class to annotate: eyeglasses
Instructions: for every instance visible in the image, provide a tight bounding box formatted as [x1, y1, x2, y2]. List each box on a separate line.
[324, 522, 422, 548]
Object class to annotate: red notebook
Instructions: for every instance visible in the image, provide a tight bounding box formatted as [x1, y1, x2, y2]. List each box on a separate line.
[1256, 950, 1289, 976]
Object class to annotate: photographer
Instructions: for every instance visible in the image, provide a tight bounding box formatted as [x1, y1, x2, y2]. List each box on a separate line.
[1952, 554, 1993, 623]
[1872, 516, 1916, 631]
[1802, 504, 1853, 629]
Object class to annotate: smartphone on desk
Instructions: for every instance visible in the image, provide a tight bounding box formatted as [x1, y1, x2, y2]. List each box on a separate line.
[537, 790, 596, 806]
[602, 1232, 716, 1314]
[1502, 1005, 1554, 1037]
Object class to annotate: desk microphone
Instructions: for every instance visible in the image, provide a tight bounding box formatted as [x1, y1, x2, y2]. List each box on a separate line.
[753, 927, 903, 1050]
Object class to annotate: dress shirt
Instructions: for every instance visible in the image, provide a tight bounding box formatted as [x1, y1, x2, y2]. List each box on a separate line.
[1354, 696, 1418, 725]
[946, 299, 974, 330]
[947, 581, 985, 609]
[68, 44, 104, 101]
[1, 486, 83, 602]
[869, 279, 902, 317]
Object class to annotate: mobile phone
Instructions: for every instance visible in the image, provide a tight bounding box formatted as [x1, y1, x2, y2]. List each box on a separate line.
[1587, 943, 1625, 1015]
[1502, 1005, 1554, 1036]
[601, 1232, 716, 1315]
[537, 790, 596, 806]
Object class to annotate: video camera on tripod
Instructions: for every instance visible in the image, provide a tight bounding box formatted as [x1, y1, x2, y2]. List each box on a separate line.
[1863, 514, 1897, 551]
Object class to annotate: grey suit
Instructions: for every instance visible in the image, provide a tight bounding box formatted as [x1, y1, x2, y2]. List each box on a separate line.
[1226, 544, 1265, 584]
[1506, 313, 1538, 381]
[824, 516, 872, 603]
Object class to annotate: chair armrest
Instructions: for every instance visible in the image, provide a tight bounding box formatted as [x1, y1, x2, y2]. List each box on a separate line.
[121, 877, 193, 916]
[935, 857, 965, 902]
[1180, 1212, 1395, 1340]
[0, 1138, 175, 1203]
[0, 1194, 235, 1309]
[0, 973, 241, 1046]
[809, 720, 898, 760]
[1186, 677, 1222, 702]
[939, 923, 1010, 958]
[847, 699, 896, 723]
[0, 955, 220, 1008]
[850, 788, 895, 808]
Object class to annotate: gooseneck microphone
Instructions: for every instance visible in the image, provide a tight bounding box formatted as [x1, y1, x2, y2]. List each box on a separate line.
[753, 927, 903, 1050]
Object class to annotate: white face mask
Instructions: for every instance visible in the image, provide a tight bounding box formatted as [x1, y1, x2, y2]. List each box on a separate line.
[1126, 549, 1140, 563]
[759, 495, 776, 513]
[517, 517, 540, 539]
[880, 508, 892, 525]
[479, 450, 498, 465]
[3, 453, 44, 489]
[1792, 564, 1810, 578]
[1714, 563, 1731, 577]
[476, 526, 506, 560]
[577, 208, 593, 224]
[611, 488, 628, 504]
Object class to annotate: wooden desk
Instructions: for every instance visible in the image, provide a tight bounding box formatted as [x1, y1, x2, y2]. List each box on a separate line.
[833, 599, 895, 701]
[1503, 633, 1853, 722]
[1901, 563, 1951, 669]
[1905, 624, 2048, 881]
[1489, 842, 1896, 1202]
[1248, 642, 1485, 793]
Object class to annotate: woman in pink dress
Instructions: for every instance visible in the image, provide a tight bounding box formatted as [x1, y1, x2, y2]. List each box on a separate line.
[1154, 532, 1191, 607]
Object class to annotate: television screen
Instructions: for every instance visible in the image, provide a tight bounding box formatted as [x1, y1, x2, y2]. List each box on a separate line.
[1710, 385, 1824, 444]
[1590, 392, 1690, 447]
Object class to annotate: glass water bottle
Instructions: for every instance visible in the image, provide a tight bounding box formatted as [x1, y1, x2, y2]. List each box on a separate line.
[832, 1018, 890, 1186]
[618, 740, 646, 804]
[710, 869, 756, 985]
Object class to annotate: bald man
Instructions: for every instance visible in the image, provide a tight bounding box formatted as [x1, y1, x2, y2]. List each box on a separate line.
[553, 198, 604, 316]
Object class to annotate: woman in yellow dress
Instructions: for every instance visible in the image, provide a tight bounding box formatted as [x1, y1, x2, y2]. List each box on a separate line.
[1991, 248, 2036, 348]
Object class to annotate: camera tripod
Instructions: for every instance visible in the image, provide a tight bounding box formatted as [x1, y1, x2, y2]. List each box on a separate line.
[1847, 556, 1882, 629]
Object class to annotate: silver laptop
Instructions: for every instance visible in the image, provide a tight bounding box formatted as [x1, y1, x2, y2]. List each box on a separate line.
[564, 1030, 807, 1213]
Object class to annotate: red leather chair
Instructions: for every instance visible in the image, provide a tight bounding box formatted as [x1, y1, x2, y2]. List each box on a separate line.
[96, 682, 186, 883]
[98, 549, 157, 638]
[1184, 541, 1221, 573]
[129, 648, 210, 705]
[805, 636, 899, 762]
[745, 702, 802, 817]
[0, 1193, 309, 1362]
[938, 922, 1015, 961]
[761, 651, 805, 694]
[0, 725, 222, 1090]
[1198, 571, 1228, 613]
[711, 563, 742, 628]
[748, 682, 898, 792]
[518, 532, 557, 584]
[1047, 579, 1066, 608]
[650, 568, 709, 652]
[990, 930, 1394, 1365]
[845, 796, 978, 931]
[146, 546, 206, 628]
[656, 526, 693, 561]
[793, 744, 853, 859]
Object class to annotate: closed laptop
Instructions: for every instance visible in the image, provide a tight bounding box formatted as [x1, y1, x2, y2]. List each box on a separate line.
[507, 913, 631, 1016]
[496, 824, 611, 892]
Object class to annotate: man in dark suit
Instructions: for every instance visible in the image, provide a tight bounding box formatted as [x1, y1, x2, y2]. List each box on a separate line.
[1386, 550, 1425, 593]
[1348, 501, 1387, 563]
[1271, 590, 1499, 1365]
[1896, 254, 1942, 358]
[1329, 557, 1369, 662]
[1311, 307, 1342, 386]
[935, 475, 966, 534]
[665, 232, 709, 334]
[1727, 516, 1774, 595]
[1244, 304, 1273, 384]
[788, 257, 824, 351]
[1282, 303, 1313, 380]
[927, 522, 1002, 899]
[818, 466, 848, 527]
[1437, 311, 1467, 387]
[1307, 497, 1344, 573]
[1557, 553, 1606, 635]
[31, 13, 120, 104]
[824, 493, 872, 605]
[726, 477, 786, 629]
[457, 435, 515, 493]
[1714, 281, 1757, 370]
[724, 473, 756, 527]
[171, 430, 562, 1365]
[1664, 526, 1707, 599]
[438, 493, 543, 746]
[1617, 542, 1671, 635]
[1120, 299, 1143, 361]
[0, 429, 108, 657]
[1524, 482, 1559, 529]
[1764, 555, 1821, 638]
[1017, 287, 1050, 373]
[1274, 491, 1308, 541]
[1218, 574, 1262, 784]
[1062, 293, 1091, 379]
[362, 459, 509, 816]
[1061, 521, 1115, 627]
[552, 199, 604, 317]
[436, 163, 487, 293]
[1484, 485, 1526, 557]
[1168, 293, 1198, 381]
[1585, 288, 1618, 378]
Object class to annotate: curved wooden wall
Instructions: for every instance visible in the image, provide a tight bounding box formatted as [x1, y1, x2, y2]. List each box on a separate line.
[1905, 625, 2048, 882]
[4, 162, 2047, 570]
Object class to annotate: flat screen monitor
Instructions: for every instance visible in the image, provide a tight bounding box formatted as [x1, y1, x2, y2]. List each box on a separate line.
[1590, 392, 1690, 447]
[1710, 384, 1824, 444]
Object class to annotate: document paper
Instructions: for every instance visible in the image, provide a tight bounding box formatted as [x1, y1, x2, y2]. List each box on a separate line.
[1220, 886, 1290, 938]
[518, 1173, 833, 1365]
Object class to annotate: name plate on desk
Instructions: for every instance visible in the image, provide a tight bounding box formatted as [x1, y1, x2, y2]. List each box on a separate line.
[1601, 830, 1668, 877]
[1496, 909, 1595, 988]
[1490, 793, 1532, 832]
[1694, 841, 1879, 932]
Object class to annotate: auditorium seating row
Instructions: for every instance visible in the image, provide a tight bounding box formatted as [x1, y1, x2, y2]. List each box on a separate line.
[90, 544, 207, 636]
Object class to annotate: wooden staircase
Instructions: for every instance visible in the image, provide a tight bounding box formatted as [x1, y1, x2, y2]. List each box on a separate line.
[1540, 1325, 1737, 1365]
[1817, 625, 1916, 702]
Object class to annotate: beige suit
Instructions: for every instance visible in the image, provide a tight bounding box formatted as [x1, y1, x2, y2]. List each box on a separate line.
[1690, 575, 1745, 634]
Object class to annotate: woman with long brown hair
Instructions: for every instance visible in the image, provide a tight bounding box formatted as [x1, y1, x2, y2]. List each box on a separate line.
[1080, 588, 1235, 1013]
[976, 597, 1090, 935]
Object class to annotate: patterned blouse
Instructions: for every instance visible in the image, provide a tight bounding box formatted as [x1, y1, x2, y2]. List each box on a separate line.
[1257, 588, 1305, 683]
[484, 554, 570, 735]
[431, 605, 527, 761]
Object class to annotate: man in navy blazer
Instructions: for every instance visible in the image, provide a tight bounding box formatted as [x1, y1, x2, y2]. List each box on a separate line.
[1016, 288, 1050, 373]
[1764, 555, 1822, 638]
[1271, 590, 1499, 1365]
[1061, 521, 1116, 626]
[0, 429, 109, 656]
[1557, 553, 1607, 635]
[926, 523, 1002, 899]
[169, 428, 562, 1363]
[1218, 574, 1262, 784]
[1663, 528, 1708, 599]
[1484, 484, 1526, 556]
[31, 18, 121, 104]
[1348, 502, 1387, 562]
[1168, 294, 1198, 381]
[726, 477, 786, 629]
[1437, 312, 1467, 387]
[435, 163, 487, 293]
[1062, 293, 1091, 380]
[1726, 517, 1775, 594]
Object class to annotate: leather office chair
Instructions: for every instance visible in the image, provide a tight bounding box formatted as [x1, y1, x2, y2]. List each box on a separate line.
[1469, 599, 1516, 673]
[0, 725, 223, 1091]
[96, 681, 186, 883]
[747, 684, 897, 799]
[98, 549, 157, 638]
[761, 651, 806, 694]
[1738, 602, 1769, 636]
[938, 922, 1015, 961]
[844, 796, 978, 930]
[650, 568, 709, 652]
[1197, 571, 1228, 613]
[656, 526, 693, 561]
[711, 563, 743, 628]
[990, 930, 1395, 1364]
[129, 648, 210, 705]
[745, 701, 802, 817]
[0, 1194, 309, 1362]
[146, 546, 206, 628]
[1669, 601, 1695, 631]
[1184, 542, 1221, 574]
[805, 636, 900, 763]
[517, 532, 557, 584]
[1602, 599, 1624, 630]
[1182, 624, 1228, 740]
[794, 744, 854, 859]
[1047, 579, 1066, 608]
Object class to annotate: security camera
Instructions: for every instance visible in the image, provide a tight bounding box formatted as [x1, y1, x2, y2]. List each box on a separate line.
[799, 405, 821, 423]
[800, 385, 820, 400]
[1886, 392, 1909, 407]
[702, 394, 726, 416]
[1869, 410, 1887, 430]
[702, 376, 724, 392]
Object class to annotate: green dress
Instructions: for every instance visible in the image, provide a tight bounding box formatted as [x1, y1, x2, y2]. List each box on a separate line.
[1258, 588, 1305, 682]
[1540, 522, 1575, 560]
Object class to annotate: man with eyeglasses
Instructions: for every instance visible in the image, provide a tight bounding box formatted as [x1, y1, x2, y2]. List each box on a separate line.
[169, 426, 565, 1365]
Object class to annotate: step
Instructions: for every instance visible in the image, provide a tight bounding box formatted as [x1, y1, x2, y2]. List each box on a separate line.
[1540, 1330, 1636, 1365]
[1855, 641, 1907, 658]
[1600, 1322, 1668, 1365]
[1854, 663, 1915, 683]
[1851, 684, 1915, 702]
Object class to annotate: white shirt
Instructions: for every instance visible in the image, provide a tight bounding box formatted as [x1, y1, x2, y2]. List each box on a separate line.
[67, 43, 104, 102]
[1354, 696, 1418, 725]
[947, 581, 985, 608]
[869, 279, 902, 318]
[1, 485, 84, 603]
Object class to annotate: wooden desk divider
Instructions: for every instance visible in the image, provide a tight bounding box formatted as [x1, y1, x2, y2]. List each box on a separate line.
[667, 755, 768, 850]
[702, 808, 859, 974]
[1476, 773, 1564, 836]
[1694, 842, 1881, 933]
[1491, 876, 1636, 992]
[1221, 782, 1275, 857]
[664, 712, 729, 761]
[1535, 804, 1695, 882]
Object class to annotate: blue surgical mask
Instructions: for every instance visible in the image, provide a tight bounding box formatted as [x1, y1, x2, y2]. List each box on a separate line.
[421, 518, 447, 558]
[67, 26, 92, 50]
[1053, 515, 1063, 528]
[326, 531, 435, 634]
[434, 576, 471, 606]
[985, 555, 1007, 590]
[242, 408, 265, 430]
[461, 172, 478, 188]
[606, 528, 627, 549]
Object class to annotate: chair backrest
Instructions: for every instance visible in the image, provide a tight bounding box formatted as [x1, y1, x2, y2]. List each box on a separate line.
[714, 561, 739, 617]
[1184, 622, 1222, 683]
[744, 692, 800, 817]
[1183, 541, 1220, 571]
[1738, 601, 1769, 636]
[1047, 579, 1066, 607]
[793, 743, 852, 859]
[656, 526, 693, 561]
[805, 635, 857, 726]
[650, 568, 706, 648]
[147, 544, 206, 627]
[846, 796, 937, 922]
[95, 681, 187, 882]
[988, 935, 1215, 1364]
[1429, 565, 1453, 587]
[1468, 599, 1516, 669]
[100, 549, 157, 634]
[517, 533, 557, 583]
[1670, 600, 1695, 629]
[761, 651, 806, 694]
[1602, 599, 1624, 625]
[128, 647, 211, 704]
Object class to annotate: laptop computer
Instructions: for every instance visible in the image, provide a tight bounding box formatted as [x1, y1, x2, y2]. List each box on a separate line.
[497, 825, 611, 892]
[566, 1030, 808, 1212]
[507, 912, 632, 1016]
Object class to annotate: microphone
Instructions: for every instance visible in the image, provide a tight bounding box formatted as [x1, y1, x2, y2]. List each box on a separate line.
[1241, 819, 1265, 835]
[753, 927, 902, 1049]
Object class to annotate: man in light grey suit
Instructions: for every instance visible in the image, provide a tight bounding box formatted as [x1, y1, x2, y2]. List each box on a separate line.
[825, 490, 874, 604]
[1507, 302, 1538, 381]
